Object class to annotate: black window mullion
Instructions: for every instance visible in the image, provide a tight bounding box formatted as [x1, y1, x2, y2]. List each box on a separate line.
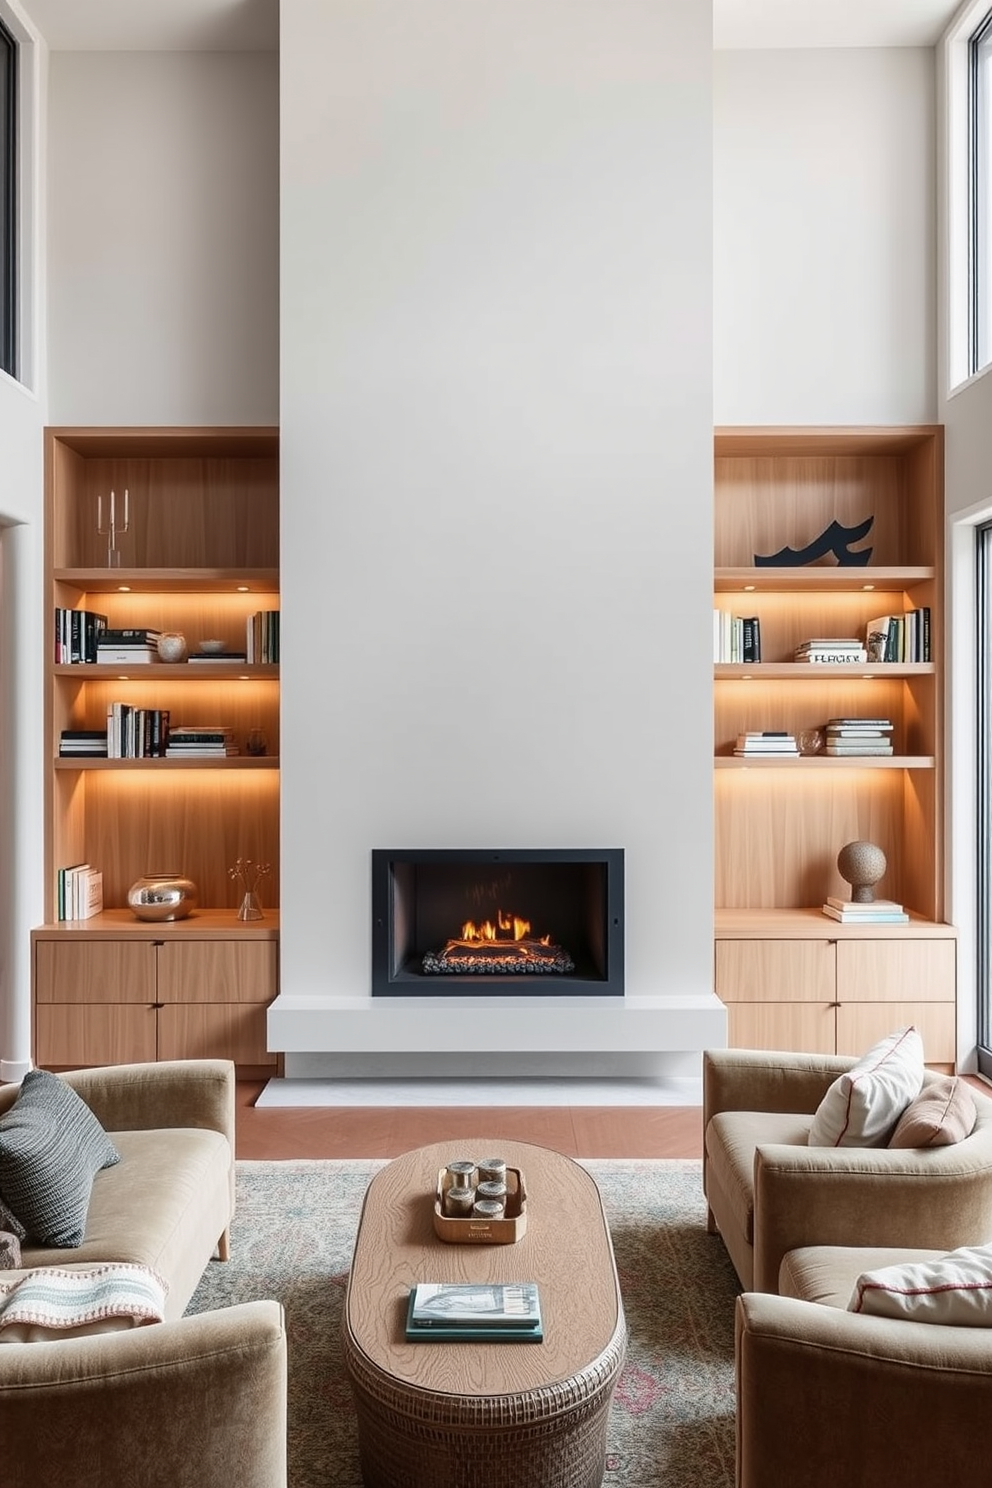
[0, 16, 16, 378]
[976, 522, 992, 1068]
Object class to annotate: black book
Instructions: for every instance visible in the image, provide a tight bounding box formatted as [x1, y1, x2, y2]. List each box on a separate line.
[741, 616, 762, 663]
[98, 628, 162, 645]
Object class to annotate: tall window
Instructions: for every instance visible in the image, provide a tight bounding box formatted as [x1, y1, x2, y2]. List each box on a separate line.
[972, 8, 992, 375]
[0, 16, 15, 379]
[978, 521, 992, 1073]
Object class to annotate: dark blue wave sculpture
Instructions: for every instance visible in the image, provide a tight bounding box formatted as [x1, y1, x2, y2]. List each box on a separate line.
[754, 515, 874, 567]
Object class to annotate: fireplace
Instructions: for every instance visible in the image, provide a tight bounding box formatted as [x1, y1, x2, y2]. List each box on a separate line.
[371, 849, 624, 997]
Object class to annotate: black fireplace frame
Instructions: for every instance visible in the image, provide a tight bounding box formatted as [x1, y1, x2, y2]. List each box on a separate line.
[371, 848, 624, 997]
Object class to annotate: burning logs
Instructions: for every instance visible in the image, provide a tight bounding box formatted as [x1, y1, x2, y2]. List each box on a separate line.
[422, 941, 575, 976]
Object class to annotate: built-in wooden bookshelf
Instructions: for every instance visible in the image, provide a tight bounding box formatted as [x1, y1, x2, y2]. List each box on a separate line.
[713, 427, 956, 1067]
[34, 427, 280, 1073]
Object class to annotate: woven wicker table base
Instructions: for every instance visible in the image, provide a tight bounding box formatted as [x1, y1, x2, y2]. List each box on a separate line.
[342, 1140, 627, 1488]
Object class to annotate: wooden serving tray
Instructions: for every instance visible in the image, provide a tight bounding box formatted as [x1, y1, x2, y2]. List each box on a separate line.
[433, 1166, 528, 1244]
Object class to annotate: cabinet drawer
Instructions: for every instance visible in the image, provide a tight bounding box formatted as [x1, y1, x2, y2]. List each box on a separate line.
[716, 940, 835, 1003]
[35, 941, 156, 1004]
[837, 940, 956, 1003]
[35, 1004, 158, 1066]
[726, 1002, 836, 1055]
[156, 941, 278, 1003]
[158, 1003, 275, 1066]
[836, 1001, 956, 1066]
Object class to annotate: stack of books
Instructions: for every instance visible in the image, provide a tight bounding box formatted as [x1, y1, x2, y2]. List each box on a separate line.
[794, 638, 868, 664]
[865, 609, 931, 663]
[57, 863, 104, 921]
[59, 729, 109, 758]
[106, 704, 171, 758]
[404, 1282, 543, 1343]
[825, 718, 894, 757]
[713, 612, 762, 663]
[165, 726, 239, 758]
[188, 650, 248, 665]
[247, 611, 279, 664]
[734, 731, 799, 757]
[822, 896, 909, 925]
[54, 607, 108, 663]
[95, 628, 162, 664]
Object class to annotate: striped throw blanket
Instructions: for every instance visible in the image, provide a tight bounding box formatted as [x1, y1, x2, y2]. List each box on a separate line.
[0, 1263, 167, 1342]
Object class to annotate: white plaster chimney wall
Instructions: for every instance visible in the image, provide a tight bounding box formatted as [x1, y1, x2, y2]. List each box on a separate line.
[276, 0, 717, 1072]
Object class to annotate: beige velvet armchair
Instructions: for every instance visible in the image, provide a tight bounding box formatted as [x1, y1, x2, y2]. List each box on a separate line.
[703, 1047, 992, 1291]
[736, 1286, 992, 1487]
[1, 1298, 287, 1488]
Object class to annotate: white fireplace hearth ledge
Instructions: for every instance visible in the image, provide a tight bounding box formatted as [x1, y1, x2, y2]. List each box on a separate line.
[266, 991, 727, 1059]
[255, 1073, 704, 1108]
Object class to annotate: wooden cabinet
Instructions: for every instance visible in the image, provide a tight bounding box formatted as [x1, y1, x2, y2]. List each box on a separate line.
[32, 913, 280, 1074]
[715, 913, 956, 1069]
[34, 427, 280, 1071]
[714, 428, 957, 1063]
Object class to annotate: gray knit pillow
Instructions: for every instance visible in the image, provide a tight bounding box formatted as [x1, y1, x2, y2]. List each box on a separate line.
[0, 1070, 120, 1247]
[0, 1191, 25, 1242]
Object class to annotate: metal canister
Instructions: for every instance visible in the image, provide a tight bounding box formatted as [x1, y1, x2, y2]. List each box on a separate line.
[444, 1185, 477, 1217]
[446, 1160, 476, 1189]
[472, 1198, 504, 1219]
[477, 1158, 507, 1184]
[476, 1179, 507, 1208]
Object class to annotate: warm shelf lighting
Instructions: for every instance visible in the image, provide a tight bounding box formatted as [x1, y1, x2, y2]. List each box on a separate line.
[744, 584, 755, 591]
[237, 585, 250, 592]
[862, 583, 875, 591]
[117, 585, 131, 592]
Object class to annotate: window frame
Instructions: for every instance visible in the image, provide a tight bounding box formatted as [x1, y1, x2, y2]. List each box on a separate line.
[970, 7, 992, 376]
[976, 520, 992, 1073]
[0, 13, 16, 379]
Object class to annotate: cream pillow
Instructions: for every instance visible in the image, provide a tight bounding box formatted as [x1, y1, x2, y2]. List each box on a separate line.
[850, 1244, 992, 1325]
[809, 1026, 925, 1148]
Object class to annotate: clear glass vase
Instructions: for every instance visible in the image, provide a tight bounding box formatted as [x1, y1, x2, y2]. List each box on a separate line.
[237, 890, 264, 922]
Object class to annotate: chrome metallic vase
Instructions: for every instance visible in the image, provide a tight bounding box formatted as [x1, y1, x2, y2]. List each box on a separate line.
[127, 872, 199, 922]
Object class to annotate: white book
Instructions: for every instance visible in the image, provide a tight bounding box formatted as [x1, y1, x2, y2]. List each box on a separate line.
[822, 904, 909, 924]
[94, 650, 158, 664]
[80, 869, 104, 920]
[826, 896, 904, 913]
[796, 650, 868, 664]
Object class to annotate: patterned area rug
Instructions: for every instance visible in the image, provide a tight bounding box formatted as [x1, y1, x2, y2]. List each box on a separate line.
[186, 1158, 740, 1488]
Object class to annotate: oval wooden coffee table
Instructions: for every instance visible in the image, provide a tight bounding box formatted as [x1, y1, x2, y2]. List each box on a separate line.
[342, 1139, 626, 1488]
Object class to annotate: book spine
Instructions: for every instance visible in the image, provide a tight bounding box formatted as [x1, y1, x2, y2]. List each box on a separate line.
[70, 608, 82, 665]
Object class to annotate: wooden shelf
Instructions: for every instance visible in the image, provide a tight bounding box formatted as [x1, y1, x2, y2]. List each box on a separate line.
[715, 907, 955, 941]
[715, 566, 935, 594]
[54, 568, 279, 595]
[55, 663, 279, 680]
[54, 756, 278, 771]
[715, 662, 935, 680]
[35, 908, 280, 939]
[715, 755, 935, 770]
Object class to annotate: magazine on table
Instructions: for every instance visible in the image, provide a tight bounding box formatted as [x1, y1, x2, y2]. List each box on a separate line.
[406, 1282, 542, 1341]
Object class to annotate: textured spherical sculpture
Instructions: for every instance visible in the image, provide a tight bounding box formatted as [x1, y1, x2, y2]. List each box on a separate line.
[836, 841, 887, 903]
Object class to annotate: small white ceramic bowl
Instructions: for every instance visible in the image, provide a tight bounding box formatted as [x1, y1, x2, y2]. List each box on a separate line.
[198, 639, 226, 654]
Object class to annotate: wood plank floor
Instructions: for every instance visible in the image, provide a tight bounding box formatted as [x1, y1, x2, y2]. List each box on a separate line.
[235, 1082, 703, 1160]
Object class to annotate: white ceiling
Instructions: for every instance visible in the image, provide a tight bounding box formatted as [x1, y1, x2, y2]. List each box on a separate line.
[14, 0, 970, 52]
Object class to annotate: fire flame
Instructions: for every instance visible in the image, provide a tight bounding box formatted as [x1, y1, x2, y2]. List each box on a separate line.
[460, 909, 544, 944]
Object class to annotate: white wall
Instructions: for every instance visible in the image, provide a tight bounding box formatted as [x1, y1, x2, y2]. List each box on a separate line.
[2, 46, 278, 1078]
[0, 0, 45, 1080]
[714, 47, 937, 424]
[277, 0, 718, 1071]
[46, 51, 278, 425]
